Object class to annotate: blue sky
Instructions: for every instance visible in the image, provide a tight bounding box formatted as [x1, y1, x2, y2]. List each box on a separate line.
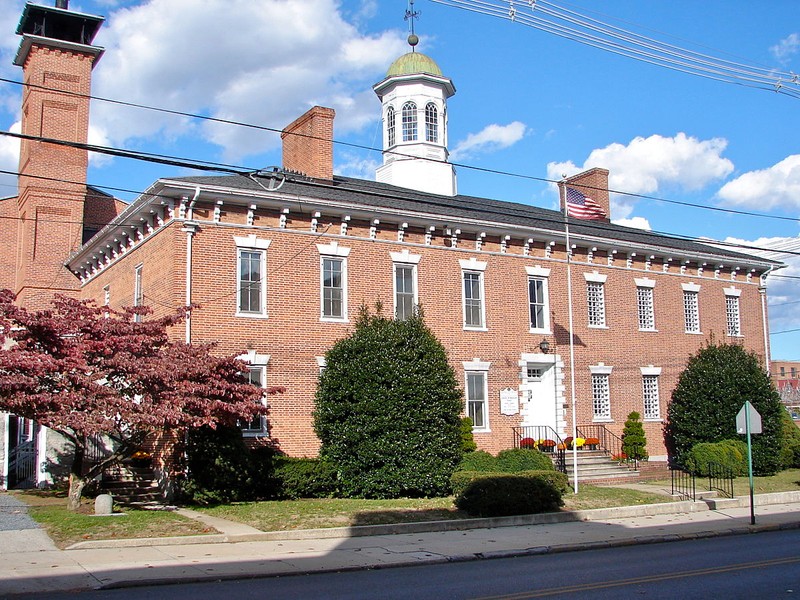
[1, 0, 799, 359]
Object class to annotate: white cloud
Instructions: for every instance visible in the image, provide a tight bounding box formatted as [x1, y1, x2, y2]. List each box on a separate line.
[547, 132, 734, 219]
[88, 0, 406, 162]
[717, 155, 800, 210]
[612, 216, 651, 231]
[450, 122, 527, 160]
[335, 153, 379, 180]
[770, 33, 800, 65]
[723, 235, 800, 350]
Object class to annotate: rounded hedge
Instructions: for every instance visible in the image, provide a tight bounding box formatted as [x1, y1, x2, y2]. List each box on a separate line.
[685, 439, 748, 477]
[452, 472, 564, 517]
[665, 342, 784, 475]
[313, 308, 463, 498]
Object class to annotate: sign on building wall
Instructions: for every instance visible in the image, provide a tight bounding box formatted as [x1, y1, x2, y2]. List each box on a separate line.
[500, 388, 519, 415]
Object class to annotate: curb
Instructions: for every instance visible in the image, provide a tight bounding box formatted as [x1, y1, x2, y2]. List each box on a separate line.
[67, 490, 800, 550]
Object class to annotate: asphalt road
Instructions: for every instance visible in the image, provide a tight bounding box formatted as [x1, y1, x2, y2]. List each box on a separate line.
[25, 528, 800, 600]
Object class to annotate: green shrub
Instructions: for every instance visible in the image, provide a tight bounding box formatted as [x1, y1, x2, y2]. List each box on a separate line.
[452, 471, 564, 517]
[684, 439, 748, 477]
[456, 450, 497, 472]
[181, 425, 258, 505]
[314, 307, 463, 498]
[496, 448, 555, 472]
[621, 411, 649, 461]
[272, 456, 338, 500]
[779, 410, 800, 469]
[451, 470, 569, 499]
[460, 417, 477, 454]
[665, 342, 784, 475]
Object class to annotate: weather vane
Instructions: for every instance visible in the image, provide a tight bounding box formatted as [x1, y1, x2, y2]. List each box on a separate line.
[405, 0, 420, 50]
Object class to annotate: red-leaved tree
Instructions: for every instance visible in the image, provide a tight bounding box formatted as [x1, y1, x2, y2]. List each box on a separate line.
[0, 290, 279, 510]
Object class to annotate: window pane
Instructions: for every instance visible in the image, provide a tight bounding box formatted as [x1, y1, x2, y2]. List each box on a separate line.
[241, 366, 264, 432]
[464, 272, 483, 327]
[425, 103, 438, 143]
[529, 278, 545, 329]
[322, 258, 344, 318]
[466, 372, 486, 429]
[395, 265, 415, 320]
[587, 281, 606, 326]
[402, 101, 417, 141]
[387, 106, 395, 147]
[238, 250, 262, 313]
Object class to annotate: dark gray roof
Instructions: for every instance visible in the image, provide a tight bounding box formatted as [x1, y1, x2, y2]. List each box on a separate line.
[169, 172, 778, 267]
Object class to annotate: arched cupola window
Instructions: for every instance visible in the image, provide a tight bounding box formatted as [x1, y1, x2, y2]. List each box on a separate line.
[402, 101, 417, 142]
[386, 106, 396, 147]
[425, 102, 438, 143]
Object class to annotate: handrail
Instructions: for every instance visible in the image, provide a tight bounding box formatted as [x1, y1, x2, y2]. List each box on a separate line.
[576, 424, 639, 471]
[511, 425, 566, 473]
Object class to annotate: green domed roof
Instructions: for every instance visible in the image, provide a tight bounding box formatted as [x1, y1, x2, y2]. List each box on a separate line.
[386, 52, 443, 77]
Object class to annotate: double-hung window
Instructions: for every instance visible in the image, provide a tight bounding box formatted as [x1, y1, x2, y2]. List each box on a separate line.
[641, 366, 662, 421]
[460, 258, 487, 330]
[464, 359, 491, 432]
[635, 278, 656, 331]
[318, 242, 350, 321]
[235, 235, 270, 317]
[724, 287, 742, 337]
[391, 251, 421, 321]
[584, 272, 608, 327]
[526, 266, 551, 333]
[237, 351, 269, 435]
[590, 364, 613, 421]
[682, 283, 701, 333]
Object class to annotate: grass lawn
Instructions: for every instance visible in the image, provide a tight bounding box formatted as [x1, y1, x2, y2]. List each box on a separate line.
[10, 490, 215, 549]
[11, 469, 800, 545]
[194, 484, 672, 532]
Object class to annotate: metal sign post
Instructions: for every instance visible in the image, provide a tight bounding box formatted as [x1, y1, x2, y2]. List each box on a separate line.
[736, 401, 762, 525]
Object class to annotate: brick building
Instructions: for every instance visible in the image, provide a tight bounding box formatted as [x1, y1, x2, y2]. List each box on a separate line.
[1, 2, 781, 489]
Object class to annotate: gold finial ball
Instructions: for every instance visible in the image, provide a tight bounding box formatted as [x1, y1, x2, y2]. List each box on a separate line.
[408, 33, 419, 47]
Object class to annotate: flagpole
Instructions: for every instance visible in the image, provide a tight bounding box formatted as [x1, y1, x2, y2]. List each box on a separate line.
[562, 180, 579, 494]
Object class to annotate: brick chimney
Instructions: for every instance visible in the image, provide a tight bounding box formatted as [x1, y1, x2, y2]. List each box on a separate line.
[560, 167, 611, 222]
[13, 2, 105, 308]
[281, 106, 335, 180]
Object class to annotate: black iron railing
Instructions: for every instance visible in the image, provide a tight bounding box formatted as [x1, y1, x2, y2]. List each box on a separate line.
[671, 465, 696, 501]
[511, 425, 566, 473]
[707, 461, 735, 499]
[576, 424, 639, 471]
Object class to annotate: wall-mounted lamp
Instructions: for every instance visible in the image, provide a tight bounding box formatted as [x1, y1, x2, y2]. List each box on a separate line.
[539, 338, 550, 354]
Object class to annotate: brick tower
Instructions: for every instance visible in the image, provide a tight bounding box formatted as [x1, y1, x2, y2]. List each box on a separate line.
[12, 1, 105, 309]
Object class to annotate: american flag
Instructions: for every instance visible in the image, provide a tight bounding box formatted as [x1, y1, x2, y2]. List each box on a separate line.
[565, 187, 607, 220]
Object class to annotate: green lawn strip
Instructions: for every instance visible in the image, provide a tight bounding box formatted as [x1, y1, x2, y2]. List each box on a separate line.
[561, 485, 673, 511]
[12, 491, 214, 549]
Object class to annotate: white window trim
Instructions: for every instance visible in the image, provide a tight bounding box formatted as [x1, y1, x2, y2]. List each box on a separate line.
[585, 274, 608, 329]
[682, 283, 702, 335]
[640, 366, 662, 422]
[526, 266, 551, 334]
[392, 260, 419, 321]
[589, 364, 613, 422]
[725, 291, 742, 338]
[235, 248, 269, 318]
[463, 359, 491, 433]
[681, 282, 701, 293]
[133, 263, 143, 323]
[236, 351, 270, 437]
[723, 286, 742, 298]
[318, 243, 350, 322]
[460, 259, 488, 331]
[635, 282, 657, 332]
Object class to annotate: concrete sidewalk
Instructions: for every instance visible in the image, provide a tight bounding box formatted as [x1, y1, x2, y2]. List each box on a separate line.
[2, 491, 799, 597]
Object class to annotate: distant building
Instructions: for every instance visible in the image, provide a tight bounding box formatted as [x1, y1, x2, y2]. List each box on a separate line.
[1, 2, 782, 490]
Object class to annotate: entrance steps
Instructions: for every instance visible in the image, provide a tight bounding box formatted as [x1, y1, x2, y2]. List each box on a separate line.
[101, 464, 165, 508]
[558, 450, 640, 483]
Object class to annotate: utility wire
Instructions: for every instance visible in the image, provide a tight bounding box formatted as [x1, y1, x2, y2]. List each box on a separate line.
[430, 0, 800, 99]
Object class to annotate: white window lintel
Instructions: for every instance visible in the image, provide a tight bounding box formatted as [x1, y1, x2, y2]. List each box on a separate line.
[584, 271, 608, 283]
[640, 365, 662, 376]
[589, 363, 613, 375]
[682, 282, 701, 293]
[234, 234, 271, 250]
[459, 257, 487, 272]
[463, 358, 491, 371]
[634, 277, 656, 288]
[525, 265, 551, 278]
[724, 286, 741, 297]
[317, 241, 351, 257]
[390, 250, 422, 265]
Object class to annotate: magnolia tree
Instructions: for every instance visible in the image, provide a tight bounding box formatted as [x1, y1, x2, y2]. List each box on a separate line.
[0, 291, 276, 510]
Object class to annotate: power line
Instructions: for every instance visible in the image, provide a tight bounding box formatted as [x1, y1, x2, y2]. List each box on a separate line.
[431, 0, 800, 99]
[1, 77, 798, 226]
